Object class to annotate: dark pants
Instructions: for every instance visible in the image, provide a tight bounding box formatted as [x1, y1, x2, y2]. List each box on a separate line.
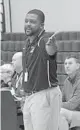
[1, 90, 20, 130]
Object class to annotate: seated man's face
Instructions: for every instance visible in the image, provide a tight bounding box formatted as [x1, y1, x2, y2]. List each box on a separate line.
[0, 64, 14, 84]
[12, 56, 22, 73]
[64, 58, 80, 75]
[0, 69, 13, 84]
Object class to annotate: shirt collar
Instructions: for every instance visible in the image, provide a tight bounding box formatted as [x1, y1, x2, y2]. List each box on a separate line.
[68, 68, 80, 84]
[17, 70, 23, 77]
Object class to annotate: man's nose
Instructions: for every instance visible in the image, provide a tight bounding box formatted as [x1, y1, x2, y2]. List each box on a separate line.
[64, 63, 68, 67]
[66, 64, 69, 68]
[27, 21, 30, 25]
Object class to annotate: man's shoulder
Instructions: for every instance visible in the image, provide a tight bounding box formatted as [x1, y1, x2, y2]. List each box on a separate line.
[64, 76, 69, 81]
[40, 32, 54, 44]
[76, 79, 80, 88]
[43, 32, 54, 38]
[64, 77, 70, 86]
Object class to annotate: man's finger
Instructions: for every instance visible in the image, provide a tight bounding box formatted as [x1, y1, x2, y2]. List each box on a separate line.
[49, 31, 61, 40]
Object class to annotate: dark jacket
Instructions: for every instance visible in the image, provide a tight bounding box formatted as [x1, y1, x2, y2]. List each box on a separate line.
[1, 85, 19, 130]
[62, 69, 80, 111]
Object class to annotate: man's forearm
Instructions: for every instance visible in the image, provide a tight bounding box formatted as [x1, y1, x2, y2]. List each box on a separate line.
[62, 101, 78, 111]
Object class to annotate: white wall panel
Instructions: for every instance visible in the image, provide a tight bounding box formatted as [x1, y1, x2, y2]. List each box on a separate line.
[8, 0, 80, 32]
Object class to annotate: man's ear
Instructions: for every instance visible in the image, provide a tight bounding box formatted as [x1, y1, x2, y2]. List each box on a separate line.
[24, 25, 26, 33]
[77, 63, 80, 69]
[40, 23, 44, 29]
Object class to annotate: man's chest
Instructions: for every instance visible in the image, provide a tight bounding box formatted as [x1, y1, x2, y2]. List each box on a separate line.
[65, 81, 79, 101]
[26, 45, 43, 68]
[65, 82, 74, 101]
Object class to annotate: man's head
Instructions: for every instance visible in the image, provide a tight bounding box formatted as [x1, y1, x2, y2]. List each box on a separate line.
[12, 52, 22, 73]
[24, 9, 45, 36]
[0, 63, 14, 84]
[64, 55, 80, 76]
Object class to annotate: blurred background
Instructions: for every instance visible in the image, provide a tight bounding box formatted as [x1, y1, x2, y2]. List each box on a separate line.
[0, 0, 80, 33]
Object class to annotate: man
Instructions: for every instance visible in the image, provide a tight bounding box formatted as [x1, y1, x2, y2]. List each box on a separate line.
[12, 52, 25, 130]
[12, 52, 24, 97]
[60, 55, 80, 130]
[12, 52, 26, 111]
[0, 63, 14, 87]
[22, 9, 61, 130]
[12, 52, 22, 75]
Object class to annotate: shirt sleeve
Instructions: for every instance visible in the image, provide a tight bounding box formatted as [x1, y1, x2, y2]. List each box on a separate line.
[62, 85, 66, 102]
[45, 36, 57, 56]
[39, 36, 57, 60]
[62, 79, 68, 102]
[62, 81, 80, 110]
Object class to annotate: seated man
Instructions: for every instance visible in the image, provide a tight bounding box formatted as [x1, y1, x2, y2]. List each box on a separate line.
[59, 55, 80, 130]
[12, 52, 25, 130]
[0, 63, 14, 89]
[12, 52, 25, 98]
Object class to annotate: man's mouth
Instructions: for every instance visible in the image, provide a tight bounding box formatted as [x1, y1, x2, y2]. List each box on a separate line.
[26, 30, 31, 34]
[26, 28, 31, 31]
[66, 69, 70, 71]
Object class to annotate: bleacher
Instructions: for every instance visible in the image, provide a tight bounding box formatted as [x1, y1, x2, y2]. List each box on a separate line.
[1, 31, 80, 130]
[1, 31, 80, 87]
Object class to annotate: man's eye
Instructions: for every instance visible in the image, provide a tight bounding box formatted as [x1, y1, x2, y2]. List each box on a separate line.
[25, 19, 28, 23]
[30, 20, 36, 24]
[64, 63, 67, 65]
[25, 19, 36, 24]
[69, 62, 72, 65]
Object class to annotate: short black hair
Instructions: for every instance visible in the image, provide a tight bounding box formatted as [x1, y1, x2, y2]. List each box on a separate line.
[27, 9, 45, 23]
[65, 54, 80, 63]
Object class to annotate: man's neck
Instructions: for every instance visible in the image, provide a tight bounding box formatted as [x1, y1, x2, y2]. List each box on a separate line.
[28, 35, 36, 43]
[28, 28, 44, 43]
[17, 68, 22, 75]
[68, 68, 80, 83]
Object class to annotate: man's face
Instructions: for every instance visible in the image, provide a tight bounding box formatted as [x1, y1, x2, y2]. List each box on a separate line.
[1, 70, 12, 83]
[0, 65, 14, 83]
[64, 58, 79, 75]
[24, 13, 42, 36]
[12, 56, 22, 73]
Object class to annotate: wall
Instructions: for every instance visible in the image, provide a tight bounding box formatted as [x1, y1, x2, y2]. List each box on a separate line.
[9, 0, 80, 32]
[0, 0, 3, 39]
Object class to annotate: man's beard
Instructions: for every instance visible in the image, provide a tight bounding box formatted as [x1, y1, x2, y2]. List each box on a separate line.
[26, 31, 35, 36]
[25, 28, 41, 36]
